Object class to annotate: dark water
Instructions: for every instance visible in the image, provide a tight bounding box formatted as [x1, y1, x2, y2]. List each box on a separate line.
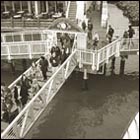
[23, 55, 139, 139]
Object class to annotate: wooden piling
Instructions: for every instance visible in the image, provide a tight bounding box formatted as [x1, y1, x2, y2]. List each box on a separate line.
[120, 56, 125, 76]
[111, 57, 116, 75]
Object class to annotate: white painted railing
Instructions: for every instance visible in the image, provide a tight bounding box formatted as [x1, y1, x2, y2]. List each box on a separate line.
[96, 38, 121, 70]
[122, 112, 139, 139]
[1, 41, 50, 60]
[66, 1, 71, 18]
[1, 49, 77, 139]
[120, 38, 139, 52]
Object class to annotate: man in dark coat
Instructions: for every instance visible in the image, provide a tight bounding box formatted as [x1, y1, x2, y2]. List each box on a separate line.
[20, 75, 31, 107]
[50, 52, 60, 73]
[60, 48, 67, 64]
[107, 25, 114, 43]
[39, 56, 49, 80]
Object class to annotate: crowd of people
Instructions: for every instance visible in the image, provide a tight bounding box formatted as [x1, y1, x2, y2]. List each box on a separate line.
[82, 18, 135, 50]
[1, 33, 74, 124]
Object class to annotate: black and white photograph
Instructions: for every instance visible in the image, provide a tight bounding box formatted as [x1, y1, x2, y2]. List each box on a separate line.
[1, 1, 139, 139]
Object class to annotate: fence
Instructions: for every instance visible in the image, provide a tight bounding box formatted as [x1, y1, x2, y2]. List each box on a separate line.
[1, 41, 50, 60]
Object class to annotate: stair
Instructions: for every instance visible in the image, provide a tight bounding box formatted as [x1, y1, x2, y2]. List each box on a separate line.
[68, 1, 77, 22]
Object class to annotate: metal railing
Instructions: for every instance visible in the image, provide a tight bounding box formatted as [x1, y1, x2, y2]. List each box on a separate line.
[96, 38, 121, 70]
[1, 19, 53, 29]
[1, 41, 50, 60]
[1, 49, 77, 139]
[122, 112, 139, 139]
[120, 38, 139, 52]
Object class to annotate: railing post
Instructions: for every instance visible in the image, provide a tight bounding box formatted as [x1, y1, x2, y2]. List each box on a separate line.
[79, 50, 83, 69]
[64, 60, 70, 79]
[14, 122, 20, 139]
[21, 33, 24, 42]
[106, 48, 109, 64]
[92, 52, 96, 71]
[115, 39, 121, 57]
[7, 45, 11, 60]
[29, 44, 32, 59]
[20, 109, 30, 138]
[96, 51, 100, 71]
[46, 80, 54, 102]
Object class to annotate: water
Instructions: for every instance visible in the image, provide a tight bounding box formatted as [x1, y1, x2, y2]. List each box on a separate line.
[24, 55, 139, 139]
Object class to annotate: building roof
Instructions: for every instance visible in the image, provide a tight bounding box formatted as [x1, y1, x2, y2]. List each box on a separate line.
[48, 18, 83, 33]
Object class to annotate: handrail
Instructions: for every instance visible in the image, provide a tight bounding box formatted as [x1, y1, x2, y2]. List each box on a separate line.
[1, 49, 77, 138]
[66, 1, 71, 18]
[122, 112, 139, 139]
[97, 37, 121, 52]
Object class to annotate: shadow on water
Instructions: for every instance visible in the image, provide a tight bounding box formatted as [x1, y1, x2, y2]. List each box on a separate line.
[26, 71, 139, 139]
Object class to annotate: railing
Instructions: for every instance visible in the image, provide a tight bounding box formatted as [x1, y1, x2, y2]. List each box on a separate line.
[1, 49, 77, 139]
[1, 19, 53, 29]
[122, 112, 139, 139]
[120, 38, 139, 52]
[96, 38, 121, 70]
[1, 41, 50, 60]
[66, 1, 71, 18]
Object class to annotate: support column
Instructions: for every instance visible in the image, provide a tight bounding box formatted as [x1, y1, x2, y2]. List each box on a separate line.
[4, 1, 7, 11]
[10, 60, 16, 75]
[20, 1, 23, 11]
[82, 68, 88, 90]
[110, 57, 116, 75]
[27, 1, 32, 14]
[54, 1, 57, 12]
[103, 63, 107, 75]
[34, 1, 40, 16]
[46, 1, 48, 13]
[120, 56, 125, 76]
[12, 1, 15, 12]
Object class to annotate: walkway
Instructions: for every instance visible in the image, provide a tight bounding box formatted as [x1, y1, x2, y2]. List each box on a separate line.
[87, 3, 107, 49]
[108, 3, 129, 38]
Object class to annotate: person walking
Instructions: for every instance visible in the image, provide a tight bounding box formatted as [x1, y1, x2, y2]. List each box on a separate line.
[88, 20, 93, 32]
[107, 25, 114, 43]
[55, 46, 61, 58]
[50, 52, 60, 73]
[122, 30, 129, 49]
[39, 56, 49, 80]
[60, 48, 67, 64]
[93, 32, 100, 50]
[20, 74, 31, 107]
[128, 25, 135, 48]
[13, 83, 22, 109]
[82, 20, 86, 31]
